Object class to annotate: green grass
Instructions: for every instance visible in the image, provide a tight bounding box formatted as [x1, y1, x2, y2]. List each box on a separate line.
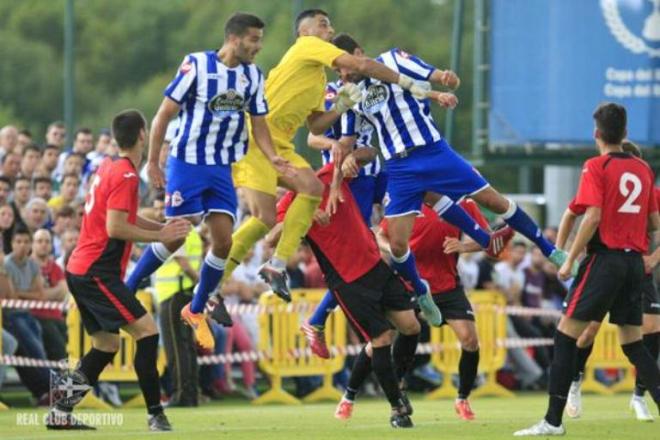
[0, 393, 657, 439]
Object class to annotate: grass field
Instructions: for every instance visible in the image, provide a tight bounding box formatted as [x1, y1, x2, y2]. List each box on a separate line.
[0, 393, 656, 439]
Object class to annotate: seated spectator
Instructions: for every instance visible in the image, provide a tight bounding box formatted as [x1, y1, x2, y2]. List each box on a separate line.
[0, 176, 10, 206]
[54, 128, 93, 181]
[44, 121, 66, 150]
[0, 243, 19, 397]
[1, 152, 21, 183]
[32, 176, 53, 202]
[55, 228, 79, 270]
[48, 173, 80, 211]
[10, 176, 31, 226]
[17, 129, 33, 151]
[51, 206, 75, 258]
[30, 229, 68, 361]
[2, 226, 51, 404]
[458, 252, 481, 291]
[24, 198, 49, 233]
[38, 145, 60, 184]
[1, 203, 16, 254]
[0, 125, 18, 158]
[20, 144, 41, 179]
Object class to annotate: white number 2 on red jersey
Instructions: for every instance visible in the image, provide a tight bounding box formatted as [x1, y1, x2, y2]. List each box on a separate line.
[84, 174, 101, 214]
[618, 172, 642, 214]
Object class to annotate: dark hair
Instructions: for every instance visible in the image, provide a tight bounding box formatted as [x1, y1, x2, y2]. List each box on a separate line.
[74, 127, 93, 140]
[55, 205, 75, 219]
[0, 176, 11, 187]
[32, 176, 52, 189]
[295, 8, 329, 34]
[224, 12, 265, 38]
[622, 140, 642, 158]
[12, 224, 31, 240]
[61, 173, 80, 185]
[593, 102, 627, 145]
[13, 176, 30, 187]
[22, 144, 41, 157]
[43, 144, 59, 152]
[66, 152, 85, 163]
[18, 128, 32, 138]
[112, 109, 147, 149]
[332, 33, 360, 54]
[47, 121, 65, 131]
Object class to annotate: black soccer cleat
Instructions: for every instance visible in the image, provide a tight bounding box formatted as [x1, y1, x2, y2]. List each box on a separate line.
[206, 295, 233, 327]
[45, 410, 96, 430]
[148, 412, 173, 432]
[390, 413, 414, 428]
[399, 391, 414, 416]
[258, 263, 292, 303]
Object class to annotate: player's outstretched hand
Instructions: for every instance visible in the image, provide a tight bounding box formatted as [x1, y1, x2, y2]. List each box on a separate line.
[325, 183, 344, 216]
[341, 153, 359, 178]
[332, 83, 362, 114]
[429, 91, 458, 109]
[440, 70, 460, 90]
[146, 161, 166, 189]
[557, 260, 573, 281]
[330, 141, 345, 165]
[313, 209, 331, 226]
[161, 218, 191, 243]
[271, 155, 297, 178]
[443, 237, 465, 254]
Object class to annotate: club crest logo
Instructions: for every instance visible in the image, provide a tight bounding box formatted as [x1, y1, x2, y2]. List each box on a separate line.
[363, 84, 389, 114]
[165, 191, 184, 208]
[208, 89, 245, 117]
[601, 0, 660, 57]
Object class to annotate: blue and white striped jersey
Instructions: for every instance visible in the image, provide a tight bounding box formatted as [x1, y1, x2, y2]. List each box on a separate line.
[164, 51, 268, 166]
[353, 48, 442, 161]
[321, 81, 381, 176]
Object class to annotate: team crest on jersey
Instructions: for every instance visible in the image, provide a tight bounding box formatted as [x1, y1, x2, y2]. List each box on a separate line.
[397, 49, 411, 59]
[363, 84, 389, 114]
[165, 191, 184, 208]
[208, 89, 245, 118]
[325, 90, 337, 101]
[382, 192, 391, 207]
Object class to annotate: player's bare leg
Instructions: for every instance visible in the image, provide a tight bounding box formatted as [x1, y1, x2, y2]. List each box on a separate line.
[447, 319, 480, 420]
[630, 314, 660, 421]
[566, 321, 601, 418]
[386, 214, 442, 326]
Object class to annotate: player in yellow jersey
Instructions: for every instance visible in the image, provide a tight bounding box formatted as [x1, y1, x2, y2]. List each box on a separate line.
[221, 9, 430, 304]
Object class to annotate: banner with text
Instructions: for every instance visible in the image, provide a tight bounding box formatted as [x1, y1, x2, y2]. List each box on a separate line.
[490, 0, 660, 146]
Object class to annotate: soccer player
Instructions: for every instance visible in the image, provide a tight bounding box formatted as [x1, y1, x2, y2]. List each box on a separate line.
[125, 13, 292, 349]
[269, 158, 421, 428]
[559, 141, 660, 422]
[221, 8, 435, 301]
[51, 110, 190, 431]
[514, 103, 660, 436]
[329, 33, 562, 326]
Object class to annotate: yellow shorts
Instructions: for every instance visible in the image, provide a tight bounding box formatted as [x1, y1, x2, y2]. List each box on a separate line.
[232, 135, 310, 196]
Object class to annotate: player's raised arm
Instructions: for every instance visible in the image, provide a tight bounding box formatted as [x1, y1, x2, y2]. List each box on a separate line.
[147, 97, 180, 189]
[250, 115, 296, 177]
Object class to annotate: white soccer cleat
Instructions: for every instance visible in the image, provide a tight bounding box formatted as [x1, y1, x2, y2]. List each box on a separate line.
[565, 380, 582, 418]
[514, 419, 566, 436]
[630, 395, 654, 422]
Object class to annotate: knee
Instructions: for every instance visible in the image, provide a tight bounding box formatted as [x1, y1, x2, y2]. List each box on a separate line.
[211, 237, 232, 258]
[302, 176, 324, 198]
[399, 318, 421, 336]
[371, 330, 394, 348]
[93, 337, 120, 353]
[253, 209, 276, 229]
[461, 332, 479, 352]
[165, 238, 186, 253]
[389, 237, 408, 258]
[476, 190, 510, 215]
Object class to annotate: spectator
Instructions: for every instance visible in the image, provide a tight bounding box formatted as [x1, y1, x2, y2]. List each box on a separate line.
[32, 176, 53, 202]
[457, 252, 481, 291]
[87, 128, 113, 174]
[17, 129, 33, 151]
[0, 203, 16, 254]
[48, 173, 80, 211]
[51, 206, 75, 258]
[24, 198, 49, 233]
[20, 144, 41, 179]
[44, 121, 66, 150]
[30, 229, 68, 361]
[2, 226, 51, 404]
[39, 145, 60, 181]
[55, 228, 79, 269]
[522, 247, 546, 309]
[0, 125, 18, 158]
[54, 128, 93, 180]
[0, 247, 19, 395]
[0, 176, 11, 205]
[1, 152, 21, 184]
[10, 176, 31, 226]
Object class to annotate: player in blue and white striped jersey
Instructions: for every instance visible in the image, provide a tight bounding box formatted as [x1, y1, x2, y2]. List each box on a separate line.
[126, 13, 293, 347]
[308, 80, 386, 225]
[331, 34, 572, 327]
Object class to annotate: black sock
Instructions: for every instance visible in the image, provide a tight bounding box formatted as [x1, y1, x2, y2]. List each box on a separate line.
[544, 331, 578, 427]
[574, 344, 594, 381]
[57, 348, 116, 412]
[371, 345, 403, 409]
[134, 334, 163, 416]
[346, 347, 372, 401]
[635, 332, 660, 397]
[393, 333, 418, 382]
[458, 349, 480, 400]
[622, 338, 660, 405]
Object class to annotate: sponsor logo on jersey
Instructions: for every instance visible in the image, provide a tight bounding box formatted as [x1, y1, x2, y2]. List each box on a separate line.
[208, 89, 245, 118]
[363, 84, 389, 114]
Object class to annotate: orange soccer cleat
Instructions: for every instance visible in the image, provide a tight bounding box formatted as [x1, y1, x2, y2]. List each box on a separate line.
[181, 303, 215, 350]
[335, 397, 354, 420]
[301, 320, 330, 359]
[455, 398, 475, 421]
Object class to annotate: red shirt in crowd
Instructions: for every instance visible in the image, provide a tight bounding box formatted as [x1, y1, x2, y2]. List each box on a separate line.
[380, 200, 489, 294]
[31, 258, 65, 320]
[67, 157, 139, 279]
[276, 164, 381, 287]
[572, 152, 657, 253]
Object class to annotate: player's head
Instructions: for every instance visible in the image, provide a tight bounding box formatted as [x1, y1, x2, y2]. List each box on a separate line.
[224, 12, 265, 63]
[622, 140, 642, 158]
[295, 9, 334, 41]
[332, 33, 365, 84]
[593, 102, 627, 148]
[112, 109, 147, 152]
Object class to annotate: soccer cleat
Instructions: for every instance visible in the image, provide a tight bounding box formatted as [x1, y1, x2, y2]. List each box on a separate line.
[417, 281, 442, 326]
[148, 412, 173, 431]
[335, 397, 354, 420]
[548, 248, 579, 277]
[513, 419, 565, 436]
[565, 379, 582, 418]
[400, 390, 414, 416]
[454, 398, 475, 421]
[630, 395, 654, 422]
[390, 406, 414, 428]
[45, 410, 96, 430]
[181, 303, 215, 350]
[206, 294, 233, 327]
[301, 320, 330, 359]
[259, 263, 292, 302]
[485, 226, 514, 258]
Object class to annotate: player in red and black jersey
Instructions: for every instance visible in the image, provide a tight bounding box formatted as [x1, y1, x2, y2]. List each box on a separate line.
[48, 110, 190, 432]
[556, 141, 660, 421]
[515, 103, 660, 437]
[270, 157, 420, 428]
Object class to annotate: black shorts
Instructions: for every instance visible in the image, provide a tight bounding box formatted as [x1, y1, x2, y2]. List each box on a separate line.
[641, 274, 660, 315]
[432, 286, 475, 323]
[563, 251, 644, 326]
[66, 272, 147, 334]
[332, 261, 416, 341]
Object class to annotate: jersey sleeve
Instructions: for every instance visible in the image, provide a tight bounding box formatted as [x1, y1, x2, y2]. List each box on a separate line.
[297, 37, 346, 68]
[462, 200, 490, 231]
[389, 49, 436, 81]
[50, 262, 65, 285]
[567, 197, 586, 216]
[341, 110, 358, 137]
[107, 171, 138, 212]
[247, 67, 268, 116]
[574, 160, 604, 209]
[164, 54, 198, 104]
[276, 191, 296, 223]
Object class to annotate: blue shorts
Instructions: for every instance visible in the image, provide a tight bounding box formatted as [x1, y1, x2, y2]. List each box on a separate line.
[383, 139, 489, 217]
[349, 175, 377, 226]
[165, 157, 237, 222]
